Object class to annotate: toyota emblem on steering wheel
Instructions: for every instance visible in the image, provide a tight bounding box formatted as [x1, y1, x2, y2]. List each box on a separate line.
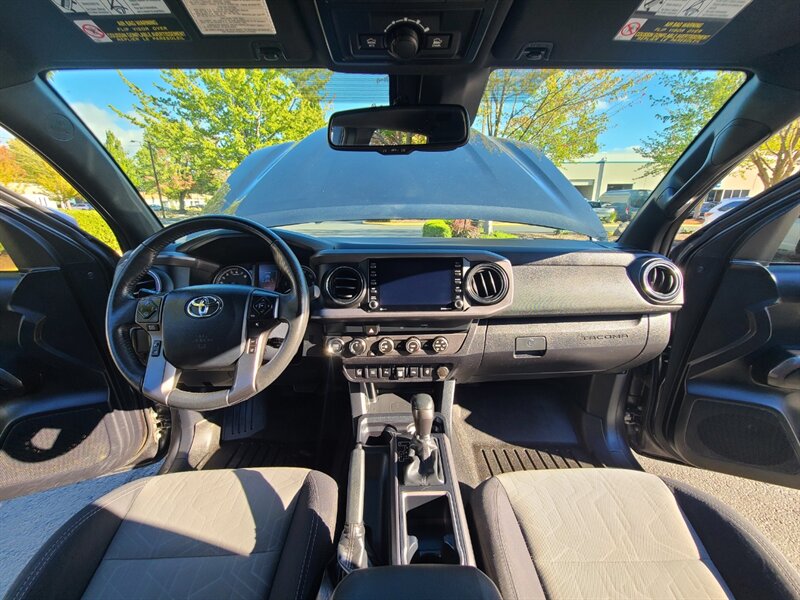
[186, 295, 223, 318]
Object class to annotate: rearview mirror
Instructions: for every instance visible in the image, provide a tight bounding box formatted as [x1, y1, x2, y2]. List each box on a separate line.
[328, 105, 469, 154]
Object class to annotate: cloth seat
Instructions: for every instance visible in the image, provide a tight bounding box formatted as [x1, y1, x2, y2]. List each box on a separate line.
[7, 467, 338, 600]
[471, 468, 800, 600]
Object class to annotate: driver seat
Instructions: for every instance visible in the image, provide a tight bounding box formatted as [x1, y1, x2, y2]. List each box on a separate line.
[8, 467, 338, 600]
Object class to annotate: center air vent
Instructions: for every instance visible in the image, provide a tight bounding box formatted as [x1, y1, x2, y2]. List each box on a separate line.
[324, 266, 366, 306]
[640, 259, 682, 303]
[465, 263, 509, 305]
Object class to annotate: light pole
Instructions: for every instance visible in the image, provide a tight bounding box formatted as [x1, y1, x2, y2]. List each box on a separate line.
[146, 142, 167, 220]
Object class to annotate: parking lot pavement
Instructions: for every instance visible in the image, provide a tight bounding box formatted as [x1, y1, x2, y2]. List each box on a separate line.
[0, 463, 160, 597]
[637, 453, 800, 573]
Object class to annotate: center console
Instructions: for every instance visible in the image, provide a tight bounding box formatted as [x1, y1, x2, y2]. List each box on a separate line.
[338, 387, 475, 578]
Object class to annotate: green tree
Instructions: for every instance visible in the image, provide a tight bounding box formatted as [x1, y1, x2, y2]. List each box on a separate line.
[8, 138, 79, 206]
[0, 144, 24, 185]
[477, 70, 652, 165]
[104, 130, 137, 184]
[636, 71, 745, 178]
[112, 69, 331, 212]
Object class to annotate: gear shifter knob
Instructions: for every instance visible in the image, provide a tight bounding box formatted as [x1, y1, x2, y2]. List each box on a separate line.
[411, 393, 435, 439]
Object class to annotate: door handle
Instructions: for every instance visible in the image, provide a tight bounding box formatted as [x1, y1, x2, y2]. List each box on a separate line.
[767, 353, 800, 390]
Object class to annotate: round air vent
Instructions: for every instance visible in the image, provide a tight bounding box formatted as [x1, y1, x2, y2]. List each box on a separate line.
[324, 266, 366, 306]
[640, 259, 682, 303]
[133, 269, 162, 298]
[465, 263, 509, 305]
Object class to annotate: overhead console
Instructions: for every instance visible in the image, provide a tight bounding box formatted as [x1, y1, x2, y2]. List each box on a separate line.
[314, 250, 514, 320]
[315, 0, 509, 65]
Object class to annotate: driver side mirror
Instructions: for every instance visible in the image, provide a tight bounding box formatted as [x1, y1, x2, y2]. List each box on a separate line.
[328, 105, 469, 155]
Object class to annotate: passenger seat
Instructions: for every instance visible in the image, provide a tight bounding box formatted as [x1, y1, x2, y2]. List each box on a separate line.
[471, 469, 800, 600]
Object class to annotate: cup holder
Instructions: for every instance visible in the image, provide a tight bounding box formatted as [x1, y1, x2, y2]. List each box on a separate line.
[404, 493, 460, 564]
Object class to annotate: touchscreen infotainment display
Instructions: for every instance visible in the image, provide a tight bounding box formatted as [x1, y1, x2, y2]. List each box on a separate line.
[377, 258, 454, 309]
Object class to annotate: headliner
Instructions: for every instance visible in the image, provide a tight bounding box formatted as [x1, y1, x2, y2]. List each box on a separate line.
[1, 0, 798, 91]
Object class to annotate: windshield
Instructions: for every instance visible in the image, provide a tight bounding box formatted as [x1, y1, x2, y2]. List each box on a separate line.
[49, 68, 745, 240]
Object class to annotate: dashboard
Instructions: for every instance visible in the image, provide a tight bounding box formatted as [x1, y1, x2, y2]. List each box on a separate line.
[149, 230, 684, 385]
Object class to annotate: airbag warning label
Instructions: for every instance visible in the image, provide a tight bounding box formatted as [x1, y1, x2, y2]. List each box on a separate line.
[51, 0, 187, 42]
[614, 0, 752, 45]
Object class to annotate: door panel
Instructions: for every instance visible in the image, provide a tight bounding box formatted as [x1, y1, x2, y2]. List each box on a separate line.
[0, 193, 164, 500]
[631, 180, 800, 488]
[670, 261, 800, 487]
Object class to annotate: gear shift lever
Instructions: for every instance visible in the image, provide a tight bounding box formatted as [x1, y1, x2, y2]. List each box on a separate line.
[412, 393, 435, 443]
[404, 393, 444, 485]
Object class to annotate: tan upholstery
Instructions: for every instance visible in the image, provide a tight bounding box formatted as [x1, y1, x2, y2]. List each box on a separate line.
[8, 467, 338, 600]
[474, 469, 734, 600]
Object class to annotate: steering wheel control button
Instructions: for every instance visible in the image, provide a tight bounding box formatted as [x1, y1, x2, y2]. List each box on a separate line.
[348, 338, 368, 356]
[251, 296, 273, 315]
[136, 297, 162, 323]
[431, 336, 449, 353]
[377, 337, 395, 354]
[326, 337, 345, 355]
[150, 340, 162, 357]
[404, 337, 422, 354]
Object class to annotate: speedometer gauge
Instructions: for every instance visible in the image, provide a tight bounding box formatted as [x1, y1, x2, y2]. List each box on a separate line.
[213, 266, 253, 286]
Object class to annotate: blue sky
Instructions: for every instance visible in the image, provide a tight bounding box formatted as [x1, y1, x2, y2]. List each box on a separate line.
[36, 69, 680, 162]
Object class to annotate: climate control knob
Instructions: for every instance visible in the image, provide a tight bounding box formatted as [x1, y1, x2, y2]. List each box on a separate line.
[348, 338, 368, 356]
[377, 337, 395, 354]
[404, 337, 422, 354]
[431, 336, 449, 354]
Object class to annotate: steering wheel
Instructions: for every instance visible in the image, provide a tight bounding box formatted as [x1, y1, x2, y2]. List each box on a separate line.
[106, 215, 310, 411]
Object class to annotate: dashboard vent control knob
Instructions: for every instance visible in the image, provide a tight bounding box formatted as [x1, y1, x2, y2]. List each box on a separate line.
[326, 337, 345, 356]
[431, 336, 449, 354]
[377, 337, 395, 354]
[405, 337, 422, 354]
[348, 338, 368, 356]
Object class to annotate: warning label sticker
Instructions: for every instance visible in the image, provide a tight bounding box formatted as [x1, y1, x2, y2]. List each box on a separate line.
[52, 0, 171, 16]
[51, 0, 188, 42]
[614, 0, 752, 45]
[180, 0, 276, 36]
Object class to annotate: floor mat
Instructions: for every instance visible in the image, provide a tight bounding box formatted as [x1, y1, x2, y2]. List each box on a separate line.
[202, 441, 316, 470]
[476, 443, 598, 479]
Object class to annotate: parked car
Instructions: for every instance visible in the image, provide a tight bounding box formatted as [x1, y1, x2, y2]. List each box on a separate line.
[598, 189, 652, 221]
[587, 201, 617, 220]
[702, 198, 750, 224]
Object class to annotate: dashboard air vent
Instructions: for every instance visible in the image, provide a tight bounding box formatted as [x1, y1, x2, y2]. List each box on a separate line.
[324, 266, 365, 306]
[465, 263, 509, 305]
[133, 269, 162, 298]
[640, 259, 682, 303]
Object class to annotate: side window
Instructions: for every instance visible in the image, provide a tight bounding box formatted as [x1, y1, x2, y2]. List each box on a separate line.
[0, 238, 18, 271]
[674, 117, 800, 244]
[772, 217, 800, 264]
[0, 126, 120, 253]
